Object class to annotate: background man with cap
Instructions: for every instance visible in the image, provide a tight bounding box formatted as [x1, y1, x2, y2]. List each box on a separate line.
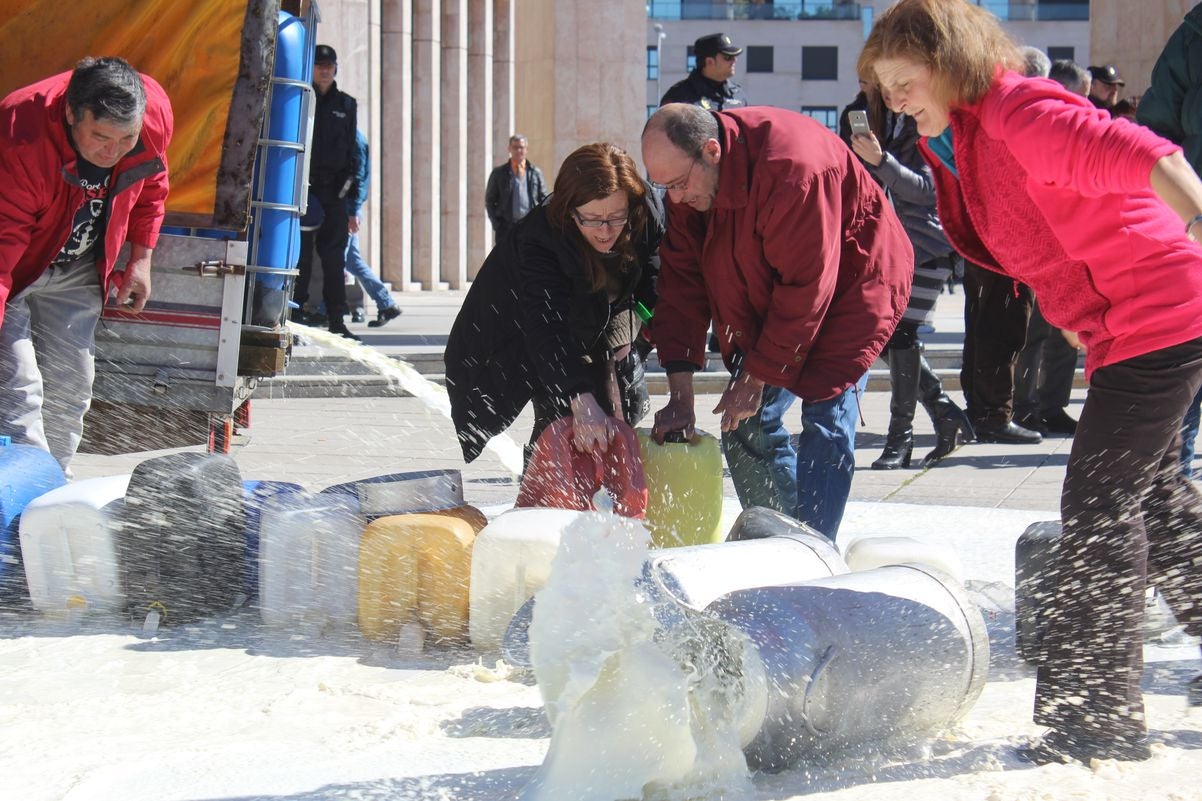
[1087, 64, 1125, 113]
[293, 44, 360, 340]
[659, 33, 747, 111]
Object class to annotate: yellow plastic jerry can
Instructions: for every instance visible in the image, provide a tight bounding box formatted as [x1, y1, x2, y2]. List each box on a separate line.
[635, 429, 725, 548]
[357, 505, 487, 644]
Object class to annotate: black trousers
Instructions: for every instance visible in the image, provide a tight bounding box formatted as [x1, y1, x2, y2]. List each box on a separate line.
[1035, 336, 1202, 740]
[960, 261, 1034, 426]
[1014, 299, 1080, 420]
[296, 185, 350, 322]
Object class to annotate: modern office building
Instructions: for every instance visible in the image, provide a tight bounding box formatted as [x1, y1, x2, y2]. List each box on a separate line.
[647, 1, 1091, 131]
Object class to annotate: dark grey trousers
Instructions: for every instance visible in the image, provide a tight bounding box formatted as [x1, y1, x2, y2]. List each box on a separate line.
[1035, 336, 1202, 740]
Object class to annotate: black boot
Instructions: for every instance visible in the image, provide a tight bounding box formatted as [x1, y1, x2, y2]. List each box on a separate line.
[872, 347, 920, 470]
[326, 307, 361, 342]
[918, 353, 973, 467]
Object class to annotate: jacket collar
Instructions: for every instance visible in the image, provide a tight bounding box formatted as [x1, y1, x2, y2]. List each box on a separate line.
[688, 70, 732, 100]
[711, 111, 750, 210]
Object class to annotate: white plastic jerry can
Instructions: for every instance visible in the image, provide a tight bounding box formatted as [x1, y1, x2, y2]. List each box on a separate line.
[468, 508, 589, 651]
[258, 491, 365, 634]
[18, 475, 131, 618]
[321, 469, 468, 518]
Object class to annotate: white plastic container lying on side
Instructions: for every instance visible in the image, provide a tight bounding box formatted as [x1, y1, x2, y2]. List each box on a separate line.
[322, 469, 466, 518]
[709, 564, 990, 770]
[258, 491, 365, 635]
[501, 512, 850, 666]
[843, 535, 965, 584]
[468, 508, 590, 651]
[19, 475, 131, 618]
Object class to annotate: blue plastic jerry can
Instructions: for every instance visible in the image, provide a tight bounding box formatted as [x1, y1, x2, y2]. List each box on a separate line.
[0, 439, 68, 603]
[242, 480, 305, 597]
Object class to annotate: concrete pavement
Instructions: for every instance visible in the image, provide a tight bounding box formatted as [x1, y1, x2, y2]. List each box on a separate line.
[73, 284, 1076, 515]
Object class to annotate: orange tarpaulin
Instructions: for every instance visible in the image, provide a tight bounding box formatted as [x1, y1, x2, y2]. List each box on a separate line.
[0, 0, 276, 227]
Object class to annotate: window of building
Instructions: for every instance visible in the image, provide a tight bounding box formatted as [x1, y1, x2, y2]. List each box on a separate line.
[686, 46, 696, 73]
[802, 106, 839, 132]
[647, 46, 659, 81]
[746, 46, 774, 74]
[1046, 46, 1075, 62]
[647, 105, 658, 119]
[801, 46, 838, 81]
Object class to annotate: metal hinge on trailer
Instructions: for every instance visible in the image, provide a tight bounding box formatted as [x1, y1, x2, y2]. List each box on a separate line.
[182, 260, 247, 278]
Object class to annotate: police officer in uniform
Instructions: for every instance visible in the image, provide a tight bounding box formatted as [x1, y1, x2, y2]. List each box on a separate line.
[659, 33, 747, 111]
[295, 44, 360, 339]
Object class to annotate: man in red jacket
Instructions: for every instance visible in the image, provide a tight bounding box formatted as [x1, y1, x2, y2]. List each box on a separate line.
[643, 103, 912, 539]
[0, 57, 172, 471]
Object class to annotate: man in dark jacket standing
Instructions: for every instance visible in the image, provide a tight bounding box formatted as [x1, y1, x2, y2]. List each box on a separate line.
[1140, 1, 1202, 476]
[659, 33, 747, 111]
[642, 104, 913, 540]
[0, 57, 172, 472]
[294, 44, 359, 339]
[1086, 64, 1125, 114]
[484, 134, 547, 243]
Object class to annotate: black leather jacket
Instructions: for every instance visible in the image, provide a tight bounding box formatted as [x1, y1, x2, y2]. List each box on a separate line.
[484, 160, 548, 233]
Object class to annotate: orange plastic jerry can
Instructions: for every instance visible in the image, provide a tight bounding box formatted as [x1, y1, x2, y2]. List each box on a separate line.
[515, 417, 647, 518]
[357, 504, 487, 644]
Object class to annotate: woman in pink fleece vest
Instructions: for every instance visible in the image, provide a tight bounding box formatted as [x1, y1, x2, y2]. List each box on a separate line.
[860, 0, 1202, 767]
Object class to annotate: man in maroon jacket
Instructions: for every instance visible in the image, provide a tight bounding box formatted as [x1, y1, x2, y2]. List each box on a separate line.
[0, 57, 172, 471]
[643, 103, 912, 539]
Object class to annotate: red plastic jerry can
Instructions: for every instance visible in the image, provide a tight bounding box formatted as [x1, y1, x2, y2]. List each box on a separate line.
[515, 417, 647, 518]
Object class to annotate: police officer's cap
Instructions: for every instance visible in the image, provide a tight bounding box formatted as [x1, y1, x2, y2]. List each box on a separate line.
[694, 33, 743, 61]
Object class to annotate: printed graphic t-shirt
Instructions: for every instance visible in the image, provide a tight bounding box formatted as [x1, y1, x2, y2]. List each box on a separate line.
[55, 153, 112, 265]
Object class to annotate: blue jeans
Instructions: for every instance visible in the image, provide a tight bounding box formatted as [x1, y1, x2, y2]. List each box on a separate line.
[722, 374, 866, 541]
[344, 233, 396, 311]
[1181, 383, 1202, 478]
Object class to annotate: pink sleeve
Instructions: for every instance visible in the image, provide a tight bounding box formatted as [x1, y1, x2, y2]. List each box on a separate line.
[983, 78, 1180, 198]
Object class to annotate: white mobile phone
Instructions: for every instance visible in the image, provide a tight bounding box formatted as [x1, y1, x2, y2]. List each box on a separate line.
[848, 109, 870, 136]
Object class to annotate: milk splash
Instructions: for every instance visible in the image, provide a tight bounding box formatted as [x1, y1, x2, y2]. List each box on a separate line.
[292, 324, 524, 474]
[520, 510, 753, 801]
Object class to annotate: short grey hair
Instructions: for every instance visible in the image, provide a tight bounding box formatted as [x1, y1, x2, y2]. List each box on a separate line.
[643, 103, 719, 157]
[1019, 46, 1051, 79]
[509, 134, 527, 146]
[1049, 59, 1091, 96]
[66, 56, 146, 126]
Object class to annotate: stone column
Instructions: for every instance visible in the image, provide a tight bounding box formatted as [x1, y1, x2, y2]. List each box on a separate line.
[467, 0, 494, 278]
[493, 0, 515, 156]
[413, 0, 444, 288]
[441, 0, 468, 288]
[380, 0, 417, 289]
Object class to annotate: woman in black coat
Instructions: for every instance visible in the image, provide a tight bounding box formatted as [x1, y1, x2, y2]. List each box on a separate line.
[445, 142, 665, 463]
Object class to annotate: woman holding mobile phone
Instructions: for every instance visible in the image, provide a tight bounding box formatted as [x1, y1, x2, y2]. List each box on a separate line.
[850, 87, 972, 469]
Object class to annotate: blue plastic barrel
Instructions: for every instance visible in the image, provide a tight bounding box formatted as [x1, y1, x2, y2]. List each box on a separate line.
[242, 479, 304, 597]
[0, 438, 67, 603]
[246, 10, 310, 326]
